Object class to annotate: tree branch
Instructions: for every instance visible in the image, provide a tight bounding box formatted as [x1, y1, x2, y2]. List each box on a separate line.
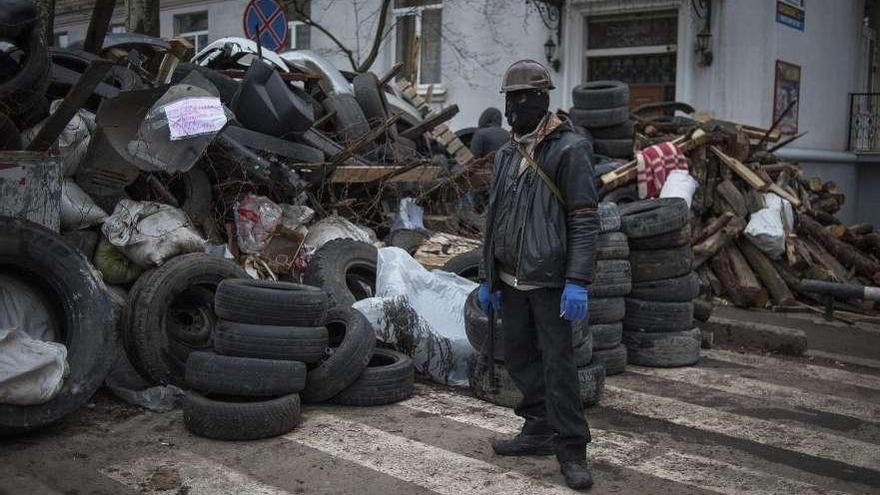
[356, 0, 393, 72]
[287, 1, 359, 71]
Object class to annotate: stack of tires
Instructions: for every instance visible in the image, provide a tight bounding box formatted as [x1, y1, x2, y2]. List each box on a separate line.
[575, 202, 630, 376]
[619, 198, 701, 367]
[569, 81, 633, 159]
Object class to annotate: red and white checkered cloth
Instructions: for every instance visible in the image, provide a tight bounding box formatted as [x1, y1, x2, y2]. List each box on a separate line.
[636, 141, 690, 199]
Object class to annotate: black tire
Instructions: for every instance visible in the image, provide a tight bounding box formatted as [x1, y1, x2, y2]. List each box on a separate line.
[595, 232, 629, 260]
[569, 106, 629, 129]
[630, 272, 700, 303]
[469, 357, 605, 408]
[619, 198, 690, 239]
[693, 297, 714, 322]
[595, 138, 633, 158]
[593, 344, 627, 376]
[589, 297, 625, 324]
[62, 230, 99, 259]
[324, 93, 371, 145]
[303, 239, 377, 308]
[590, 120, 634, 140]
[589, 322, 623, 350]
[442, 249, 481, 281]
[623, 298, 694, 333]
[592, 260, 631, 298]
[628, 222, 692, 250]
[215, 279, 329, 327]
[574, 327, 593, 367]
[0, 218, 115, 435]
[464, 288, 505, 359]
[601, 184, 639, 205]
[0, 25, 50, 128]
[330, 348, 415, 406]
[572, 81, 629, 110]
[186, 352, 306, 396]
[0, 111, 21, 150]
[623, 328, 701, 367]
[172, 62, 240, 105]
[599, 201, 621, 233]
[125, 254, 248, 386]
[302, 307, 376, 403]
[353, 72, 389, 124]
[386, 229, 429, 255]
[0, 0, 38, 39]
[183, 392, 302, 440]
[629, 246, 693, 283]
[214, 320, 329, 363]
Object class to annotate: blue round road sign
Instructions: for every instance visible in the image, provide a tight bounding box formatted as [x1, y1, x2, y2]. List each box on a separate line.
[243, 0, 289, 52]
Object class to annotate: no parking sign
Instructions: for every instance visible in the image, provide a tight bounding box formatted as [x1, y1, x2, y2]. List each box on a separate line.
[243, 0, 289, 52]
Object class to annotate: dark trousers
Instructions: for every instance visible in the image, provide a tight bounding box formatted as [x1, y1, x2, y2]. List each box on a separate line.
[499, 283, 590, 460]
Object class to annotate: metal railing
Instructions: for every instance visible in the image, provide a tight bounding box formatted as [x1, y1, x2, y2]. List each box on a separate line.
[849, 93, 880, 153]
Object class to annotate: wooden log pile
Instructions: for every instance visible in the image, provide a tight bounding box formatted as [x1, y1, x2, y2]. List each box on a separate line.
[601, 116, 880, 318]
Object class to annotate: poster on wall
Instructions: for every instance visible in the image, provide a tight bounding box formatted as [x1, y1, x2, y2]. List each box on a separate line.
[773, 60, 801, 135]
[777, 1, 805, 31]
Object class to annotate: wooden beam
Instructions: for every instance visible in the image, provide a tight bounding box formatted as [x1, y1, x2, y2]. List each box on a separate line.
[155, 37, 192, 84]
[378, 62, 404, 86]
[399, 105, 460, 140]
[710, 145, 767, 190]
[82, 0, 117, 54]
[330, 165, 441, 184]
[798, 213, 880, 283]
[738, 239, 796, 306]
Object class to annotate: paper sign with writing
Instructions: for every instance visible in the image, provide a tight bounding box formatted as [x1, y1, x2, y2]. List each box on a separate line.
[164, 97, 228, 140]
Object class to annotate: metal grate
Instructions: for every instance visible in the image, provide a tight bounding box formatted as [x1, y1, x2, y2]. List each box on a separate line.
[850, 93, 880, 153]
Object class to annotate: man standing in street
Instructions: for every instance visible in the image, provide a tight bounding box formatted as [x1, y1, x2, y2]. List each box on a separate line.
[479, 60, 599, 490]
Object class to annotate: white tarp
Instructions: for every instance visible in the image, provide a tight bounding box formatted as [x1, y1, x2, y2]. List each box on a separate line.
[353, 248, 478, 387]
[0, 328, 68, 405]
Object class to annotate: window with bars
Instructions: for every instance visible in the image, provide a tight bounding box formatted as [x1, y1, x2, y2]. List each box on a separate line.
[175, 12, 209, 54]
[288, 0, 311, 50]
[394, 0, 442, 86]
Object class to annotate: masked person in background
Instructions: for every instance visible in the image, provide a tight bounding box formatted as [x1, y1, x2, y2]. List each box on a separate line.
[478, 60, 599, 490]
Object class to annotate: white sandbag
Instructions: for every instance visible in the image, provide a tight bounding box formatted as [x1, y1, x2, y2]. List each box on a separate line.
[659, 169, 699, 207]
[0, 274, 59, 342]
[392, 197, 425, 231]
[764, 192, 795, 233]
[744, 207, 786, 259]
[60, 179, 107, 230]
[303, 214, 377, 252]
[353, 247, 478, 387]
[102, 199, 207, 267]
[22, 100, 95, 177]
[0, 328, 68, 405]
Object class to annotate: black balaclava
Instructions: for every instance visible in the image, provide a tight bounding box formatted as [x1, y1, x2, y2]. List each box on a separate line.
[505, 89, 549, 136]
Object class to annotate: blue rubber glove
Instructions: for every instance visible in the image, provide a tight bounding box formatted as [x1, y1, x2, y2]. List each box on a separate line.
[560, 281, 588, 322]
[478, 281, 502, 314]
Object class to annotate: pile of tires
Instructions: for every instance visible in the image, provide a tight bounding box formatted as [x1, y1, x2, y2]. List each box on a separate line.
[575, 202, 630, 376]
[569, 81, 633, 159]
[619, 198, 701, 367]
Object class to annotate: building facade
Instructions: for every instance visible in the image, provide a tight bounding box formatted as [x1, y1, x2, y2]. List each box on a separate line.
[54, 0, 878, 225]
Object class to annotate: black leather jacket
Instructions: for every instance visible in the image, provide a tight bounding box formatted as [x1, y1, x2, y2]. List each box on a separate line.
[482, 120, 599, 290]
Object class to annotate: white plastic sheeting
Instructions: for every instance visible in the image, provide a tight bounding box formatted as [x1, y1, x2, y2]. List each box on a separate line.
[102, 199, 207, 267]
[391, 197, 425, 231]
[353, 248, 478, 387]
[0, 328, 68, 405]
[659, 169, 699, 207]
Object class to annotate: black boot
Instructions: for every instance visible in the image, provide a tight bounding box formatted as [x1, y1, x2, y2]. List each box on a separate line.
[559, 456, 593, 490]
[491, 433, 556, 456]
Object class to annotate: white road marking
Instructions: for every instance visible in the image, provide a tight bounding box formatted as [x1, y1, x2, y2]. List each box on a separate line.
[806, 350, 880, 372]
[400, 387, 847, 495]
[101, 450, 291, 495]
[285, 411, 579, 495]
[628, 365, 880, 423]
[602, 385, 880, 470]
[705, 348, 880, 391]
[0, 464, 63, 495]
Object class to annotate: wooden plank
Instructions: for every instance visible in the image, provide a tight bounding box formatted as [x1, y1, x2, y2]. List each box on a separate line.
[27, 60, 113, 152]
[715, 180, 748, 217]
[710, 146, 767, 190]
[767, 182, 802, 207]
[330, 165, 441, 184]
[400, 105, 460, 140]
[378, 62, 404, 86]
[156, 37, 192, 84]
[738, 239, 796, 306]
[82, 0, 117, 54]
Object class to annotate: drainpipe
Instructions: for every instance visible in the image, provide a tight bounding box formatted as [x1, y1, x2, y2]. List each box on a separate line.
[775, 147, 880, 164]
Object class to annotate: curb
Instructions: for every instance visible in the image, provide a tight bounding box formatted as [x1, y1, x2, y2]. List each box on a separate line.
[698, 316, 808, 356]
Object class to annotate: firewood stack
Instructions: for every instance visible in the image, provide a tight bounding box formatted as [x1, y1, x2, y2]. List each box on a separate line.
[599, 116, 880, 318]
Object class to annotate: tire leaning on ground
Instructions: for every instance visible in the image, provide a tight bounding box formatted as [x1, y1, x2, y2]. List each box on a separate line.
[629, 246, 693, 283]
[303, 238, 378, 308]
[0, 218, 116, 435]
[183, 392, 302, 440]
[619, 198, 690, 239]
[630, 271, 700, 303]
[571, 80, 630, 110]
[185, 352, 307, 397]
[469, 356, 605, 408]
[623, 328, 701, 367]
[215, 279, 329, 327]
[126, 254, 248, 387]
[213, 320, 329, 363]
[588, 297, 625, 324]
[595, 232, 629, 260]
[441, 249, 481, 281]
[330, 348, 415, 406]
[592, 344, 627, 376]
[592, 260, 632, 298]
[623, 298, 694, 333]
[302, 307, 376, 403]
[627, 221, 692, 250]
[569, 106, 630, 129]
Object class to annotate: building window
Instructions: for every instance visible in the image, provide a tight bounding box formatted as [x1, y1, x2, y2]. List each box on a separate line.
[584, 10, 678, 107]
[175, 12, 209, 53]
[288, 0, 311, 50]
[394, 0, 442, 86]
[54, 32, 69, 48]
